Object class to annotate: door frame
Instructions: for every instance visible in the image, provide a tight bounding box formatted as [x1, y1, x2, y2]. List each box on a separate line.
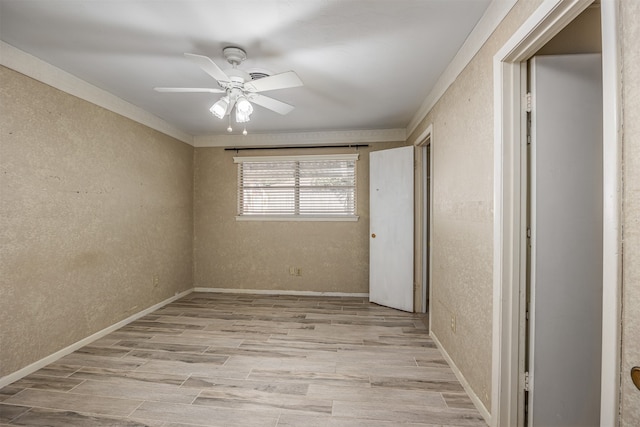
[414, 124, 433, 318]
[491, 1, 621, 426]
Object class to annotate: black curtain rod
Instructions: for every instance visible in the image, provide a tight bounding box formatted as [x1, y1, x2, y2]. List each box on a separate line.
[224, 144, 369, 151]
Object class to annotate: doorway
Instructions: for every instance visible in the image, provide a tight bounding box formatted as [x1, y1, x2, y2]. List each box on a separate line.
[523, 52, 603, 426]
[415, 125, 433, 317]
[422, 143, 431, 315]
[492, 1, 621, 426]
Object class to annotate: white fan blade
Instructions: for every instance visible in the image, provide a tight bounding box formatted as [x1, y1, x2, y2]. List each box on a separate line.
[154, 87, 225, 93]
[244, 71, 303, 93]
[184, 53, 230, 84]
[248, 94, 295, 115]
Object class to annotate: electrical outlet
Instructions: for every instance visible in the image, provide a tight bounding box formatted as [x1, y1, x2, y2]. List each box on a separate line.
[153, 274, 159, 288]
[295, 267, 302, 276]
[451, 315, 456, 333]
[289, 267, 296, 275]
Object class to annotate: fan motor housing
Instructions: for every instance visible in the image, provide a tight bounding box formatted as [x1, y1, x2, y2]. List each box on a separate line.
[225, 68, 251, 83]
[223, 47, 246, 65]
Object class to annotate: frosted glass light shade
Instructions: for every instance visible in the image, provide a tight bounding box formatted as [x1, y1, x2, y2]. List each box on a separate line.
[235, 97, 253, 123]
[210, 97, 229, 119]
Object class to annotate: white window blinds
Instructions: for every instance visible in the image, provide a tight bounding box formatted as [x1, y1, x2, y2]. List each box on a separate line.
[234, 154, 358, 220]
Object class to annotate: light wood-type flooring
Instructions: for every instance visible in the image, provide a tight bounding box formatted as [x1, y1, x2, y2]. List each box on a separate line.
[0, 292, 486, 426]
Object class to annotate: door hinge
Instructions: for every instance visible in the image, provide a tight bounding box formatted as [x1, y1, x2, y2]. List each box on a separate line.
[524, 371, 531, 391]
[527, 228, 531, 238]
[524, 92, 532, 113]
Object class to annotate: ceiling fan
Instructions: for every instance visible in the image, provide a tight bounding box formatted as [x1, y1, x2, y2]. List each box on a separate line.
[155, 47, 303, 133]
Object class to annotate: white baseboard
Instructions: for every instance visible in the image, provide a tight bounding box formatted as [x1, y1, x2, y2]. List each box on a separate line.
[0, 289, 193, 389]
[430, 332, 492, 425]
[193, 287, 369, 298]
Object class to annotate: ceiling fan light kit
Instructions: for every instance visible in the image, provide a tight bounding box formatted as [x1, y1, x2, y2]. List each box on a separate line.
[155, 46, 303, 135]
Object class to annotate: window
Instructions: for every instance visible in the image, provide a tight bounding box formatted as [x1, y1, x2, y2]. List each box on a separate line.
[234, 154, 359, 221]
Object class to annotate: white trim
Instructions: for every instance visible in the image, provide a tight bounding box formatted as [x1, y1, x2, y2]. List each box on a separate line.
[407, 0, 517, 137]
[491, 1, 619, 426]
[194, 129, 406, 147]
[193, 287, 369, 298]
[412, 124, 433, 150]
[431, 332, 491, 425]
[428, 130, 434, 331]
[413, 124, 433, 322]
[234, 153, 359, 163]
[492, 55, 523, 427]
[0, 289, 193, 389]
[236, 215, 358, 222]
[0, 42, 193, 145]
[599, 1, 622, 425]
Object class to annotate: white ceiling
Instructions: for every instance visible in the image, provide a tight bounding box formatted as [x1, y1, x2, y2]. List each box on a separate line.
[0, 0, 492, 138]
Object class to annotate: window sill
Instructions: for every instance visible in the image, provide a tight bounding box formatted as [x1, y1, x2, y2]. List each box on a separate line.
[235, 215, 359, 222]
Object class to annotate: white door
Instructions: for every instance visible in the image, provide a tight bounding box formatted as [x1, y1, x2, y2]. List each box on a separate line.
[527, 54, 603, 426]
[369, 146, 414, 312]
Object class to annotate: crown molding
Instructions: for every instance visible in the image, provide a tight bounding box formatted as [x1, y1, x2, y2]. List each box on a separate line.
[406, 0, 518, 138]
[193, 128, 406, 148]
[0, 41, 193, 145]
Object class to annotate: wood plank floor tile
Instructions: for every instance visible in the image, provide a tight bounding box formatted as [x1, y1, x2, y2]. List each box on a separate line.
[442, 392, 478, 410]
[306, 384, 446, 407]
[0, 293, 486, 426]
[113, 340, 210, 354]
[332, 401, 486, 425]
[146, 334, 244, 348]
[8, 375, 84, 392]
[0, 404, 30, 424]
[194, 388, 333, 416]
[275, 413, 330, 427]
[53, 354, 145, 371]
[370, 377, 466, 393]
[70, 379, 199, 404]
[224, 356, 337, 373]
[0, 388, 23, 404]
[132, 401, 279, 426]
[7, 407, 155, 426]
[3, 389, 142, 417]
[25, 365, 80, 379]
[74, 345, 132, 358]
[69, 366, 189, 386]
[134, 359, 251, 378]
[181, 377, 309, 396]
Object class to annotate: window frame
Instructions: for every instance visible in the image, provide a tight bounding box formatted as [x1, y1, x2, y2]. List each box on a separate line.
[234, 153, 359, 222]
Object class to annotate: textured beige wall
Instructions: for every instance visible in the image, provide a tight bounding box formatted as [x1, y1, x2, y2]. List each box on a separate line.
[408, 0, 544, 409]
[0, 67, 194, 378]
[536, 5, 601, 55]
[621, 0, 640, 424]
[193, 143, 405, 294]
